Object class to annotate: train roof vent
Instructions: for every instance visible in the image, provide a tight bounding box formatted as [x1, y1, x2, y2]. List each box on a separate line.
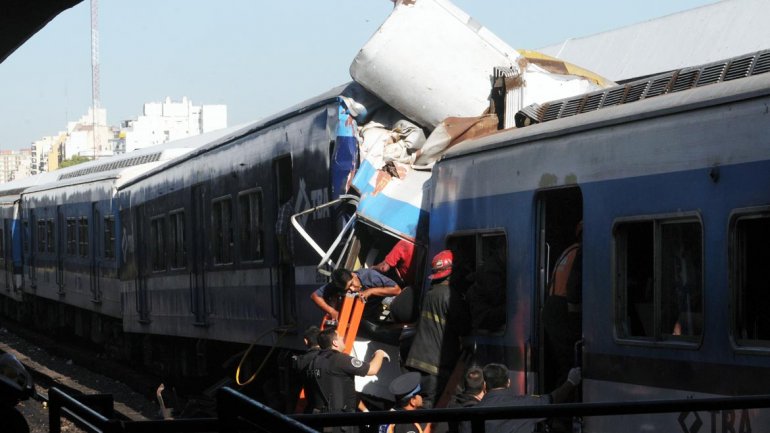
[751, 52, 770, 75]
[696, 63, 726, 87]
[560, 98, 583, 118]
[645, 75, 674, 98]
[602, 87, 625, 106]
[514, 49, 770, 128]
[58, 152, 162, 181]
[670, 69, 699, 93]
[624, 81, 648, 103]
[542, 102, 563, 122]
[582, 92, 604, 112]
[724, 56, 754, 81]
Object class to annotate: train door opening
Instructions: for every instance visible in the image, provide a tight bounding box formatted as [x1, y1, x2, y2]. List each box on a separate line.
[134, 204, 150, 323]
[273, 155, 296, 326]
[191, 184, 208, 326]
[56, 205, 65, 295]
[535, 187, 583, 396]
[28, 209, 36, 290]
[2, 218, 9, 291]
[90, 203, 102, 303]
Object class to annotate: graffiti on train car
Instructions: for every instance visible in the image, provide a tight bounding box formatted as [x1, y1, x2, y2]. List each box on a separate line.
[678, 409, 752, 433]
[297, 178, 330, 224]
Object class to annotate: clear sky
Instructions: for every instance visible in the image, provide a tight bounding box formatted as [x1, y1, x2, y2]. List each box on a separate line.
[0, 0, 718, 150]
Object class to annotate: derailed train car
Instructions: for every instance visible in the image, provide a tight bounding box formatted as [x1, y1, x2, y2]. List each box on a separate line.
[422, 50, 770, 431]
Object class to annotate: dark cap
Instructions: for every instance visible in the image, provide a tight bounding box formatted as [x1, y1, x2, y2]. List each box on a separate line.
[389, 372, 421, 400]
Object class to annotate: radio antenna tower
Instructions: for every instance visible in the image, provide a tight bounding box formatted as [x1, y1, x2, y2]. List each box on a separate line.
[91, 0, 100, 160]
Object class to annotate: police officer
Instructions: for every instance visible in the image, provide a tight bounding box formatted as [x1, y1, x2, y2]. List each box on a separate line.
[292, 325, 322, 413]
[380, 372, 425, 433]
[310, 327, 390, 432]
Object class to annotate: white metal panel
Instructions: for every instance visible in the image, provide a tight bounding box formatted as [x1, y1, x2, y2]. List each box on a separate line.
[539, 0, 770, 81]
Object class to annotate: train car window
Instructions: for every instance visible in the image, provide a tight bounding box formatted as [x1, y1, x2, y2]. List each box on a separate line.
[150, 216, 166, 271]
[22, 220, 29, 254]
[78, 217, 89, 257]
[732, 212, 770, 346]
[615, 218, 703, 342]
[37, 221, 46, 253]
[0, 227, 4, 258]
[103, 215, 115, 259]
[212, 197, 233, 265]
[446, 232, 507, 335]
[66, 218, 77, 255]
[46, 220, 54, 253]
[169, 211, 185, 269]
[239, 190, 263, 262]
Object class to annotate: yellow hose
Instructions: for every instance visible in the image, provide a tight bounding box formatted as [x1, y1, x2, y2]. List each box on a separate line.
[235, 327, 290, 386]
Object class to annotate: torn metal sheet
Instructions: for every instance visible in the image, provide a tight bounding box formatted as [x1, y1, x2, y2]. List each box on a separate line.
[351, 156, 430, 242]
[351, 0, 520, 129]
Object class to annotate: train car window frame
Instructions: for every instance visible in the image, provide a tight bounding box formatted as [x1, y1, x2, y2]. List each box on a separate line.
[37, 220, 46, 254]
[150, 215, 167, 272]
[211, 196, 233, 266]
[22, 219, 29, 254]
[238, 188, 264, 263]
[78, 216, 89, 257]
[613, 214, 704, 347]
[445, 229, 508, 336]
[46, 219, 54, 254]
[65, 217, 77, 256]
[168, 209, 186, 270]
[103, 215, 115, 260]
[0, 225, 4, 259]
[729, 207, 770, 351]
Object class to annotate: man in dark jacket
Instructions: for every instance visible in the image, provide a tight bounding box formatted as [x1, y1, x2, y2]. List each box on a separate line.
[459, 364, 581, 433]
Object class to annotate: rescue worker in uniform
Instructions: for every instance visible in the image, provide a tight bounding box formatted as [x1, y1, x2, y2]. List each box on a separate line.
[310, 327, 390, 432]
[379, 372, 426, 433]
[292, 325, 322, 413]
[405, 250, 470, 409]
[541, 221, 583, 432]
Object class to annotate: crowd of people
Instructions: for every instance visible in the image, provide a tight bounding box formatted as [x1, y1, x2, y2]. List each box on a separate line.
[293, 235, 583, 433]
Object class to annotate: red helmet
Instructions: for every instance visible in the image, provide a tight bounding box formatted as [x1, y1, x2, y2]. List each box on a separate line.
[429, 250, 453, 280]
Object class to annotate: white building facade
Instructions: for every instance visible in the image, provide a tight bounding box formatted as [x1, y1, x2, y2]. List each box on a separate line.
[120, 97, 227, 153]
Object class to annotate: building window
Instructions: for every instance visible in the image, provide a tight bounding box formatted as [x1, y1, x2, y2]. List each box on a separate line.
[446, 231, 507, 334]
[732, 212, 770, 346]
[615, 217, 703, 341]
[104, 215, 115, 259]
[239, 190, 263, 262]
[66, 218, 77, 255]
[169, 211, 186, 269]
[212, 198, 233, 265]
[150, 216, 166, 272]
[78, 217, 89, 257]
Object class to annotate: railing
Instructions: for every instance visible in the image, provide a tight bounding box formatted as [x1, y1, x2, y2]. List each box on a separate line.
[48, 385, 770, 433]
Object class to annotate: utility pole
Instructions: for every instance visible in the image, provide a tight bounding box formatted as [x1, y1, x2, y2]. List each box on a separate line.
[91, 0, 100, 160]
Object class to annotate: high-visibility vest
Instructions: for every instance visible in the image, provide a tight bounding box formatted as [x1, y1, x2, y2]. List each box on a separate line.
[549, 243, 580, 297]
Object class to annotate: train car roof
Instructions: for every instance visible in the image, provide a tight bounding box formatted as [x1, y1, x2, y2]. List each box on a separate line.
[14, 123, 246, 197]
[442, 58, 770, 162]
[118, 81, 372, 191]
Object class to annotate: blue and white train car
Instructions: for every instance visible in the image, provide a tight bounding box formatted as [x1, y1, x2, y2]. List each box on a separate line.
[427, 50, 770, 431]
